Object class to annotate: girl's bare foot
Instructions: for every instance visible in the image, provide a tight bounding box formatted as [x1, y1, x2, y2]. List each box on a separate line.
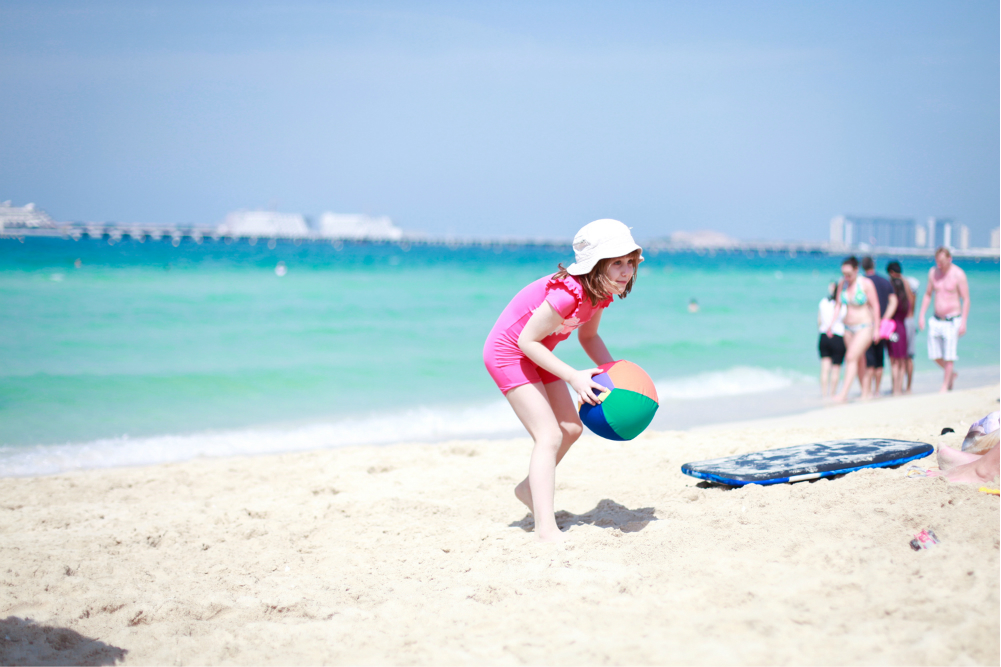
[937, 444, 979, 471]
[942, 460, 997, 484]
[928, 457, 999, 485]
[929, 445, 1000, 485]
[536, 526, 566, 543]
[514, 478, 534, 513]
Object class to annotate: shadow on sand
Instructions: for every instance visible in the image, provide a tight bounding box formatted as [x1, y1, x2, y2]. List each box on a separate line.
[0, 617, 127, 666]
[509, 498, 657, 533]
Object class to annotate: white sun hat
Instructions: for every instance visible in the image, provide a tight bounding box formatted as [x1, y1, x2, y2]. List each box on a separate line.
[566, 219, 643, 276]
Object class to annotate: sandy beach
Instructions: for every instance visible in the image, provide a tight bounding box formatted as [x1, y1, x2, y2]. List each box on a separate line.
[1, 384, 998, 666]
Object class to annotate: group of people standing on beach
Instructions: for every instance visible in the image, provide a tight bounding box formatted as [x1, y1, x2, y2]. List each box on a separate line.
[817, 247, 970, 402]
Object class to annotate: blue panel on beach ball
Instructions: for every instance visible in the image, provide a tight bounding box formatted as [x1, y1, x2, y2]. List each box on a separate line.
[579, 401, 625, 441]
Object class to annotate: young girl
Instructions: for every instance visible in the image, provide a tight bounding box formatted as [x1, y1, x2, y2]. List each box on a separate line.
[483, 219, 642, 542]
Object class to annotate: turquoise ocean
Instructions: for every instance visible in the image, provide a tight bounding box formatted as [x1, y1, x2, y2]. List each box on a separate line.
[2, 236, 998, 476]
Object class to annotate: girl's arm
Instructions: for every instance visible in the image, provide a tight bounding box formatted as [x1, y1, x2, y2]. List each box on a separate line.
[904, 282, 915, 317]
[518, 301, 607, 405]
[576, 309, 614, 366]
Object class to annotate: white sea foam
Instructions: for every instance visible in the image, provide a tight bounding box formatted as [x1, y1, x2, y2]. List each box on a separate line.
[1, 366, 814, 477]
[654, 366, 812, 400]
[0, 401, 524, 477]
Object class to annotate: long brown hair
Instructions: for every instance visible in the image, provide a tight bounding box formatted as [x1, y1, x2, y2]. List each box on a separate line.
[553, 249, 642, 306]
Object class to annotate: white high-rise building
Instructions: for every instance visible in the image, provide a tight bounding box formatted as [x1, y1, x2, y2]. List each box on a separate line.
[830, 215, 917, 247]
[956, 224, 969, 250]
[829, 216, 846, 246]
[941, 221, 952, 248]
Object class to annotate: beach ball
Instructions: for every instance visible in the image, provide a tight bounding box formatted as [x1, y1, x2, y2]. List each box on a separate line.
[578, 360, 660, 441]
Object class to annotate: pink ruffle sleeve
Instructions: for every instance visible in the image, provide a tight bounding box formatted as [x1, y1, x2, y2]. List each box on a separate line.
[544, 275, 587, 319]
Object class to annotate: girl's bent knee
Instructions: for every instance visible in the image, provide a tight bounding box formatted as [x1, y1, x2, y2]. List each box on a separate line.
[563, 421, 583, 442]
[533, 431, 564, 453]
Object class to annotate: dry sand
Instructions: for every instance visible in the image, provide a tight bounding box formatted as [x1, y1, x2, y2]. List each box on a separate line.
[2, 385, 999, 666]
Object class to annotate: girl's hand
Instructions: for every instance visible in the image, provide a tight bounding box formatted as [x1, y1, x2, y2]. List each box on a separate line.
[569, 368, 607, 406]
[872, 328, 881, 343]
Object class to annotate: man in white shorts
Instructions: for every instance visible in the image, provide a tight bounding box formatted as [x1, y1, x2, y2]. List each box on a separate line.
[918, 247, 970, 392]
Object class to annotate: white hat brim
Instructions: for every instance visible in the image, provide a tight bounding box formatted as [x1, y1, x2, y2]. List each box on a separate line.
[566, 239, 643, 276]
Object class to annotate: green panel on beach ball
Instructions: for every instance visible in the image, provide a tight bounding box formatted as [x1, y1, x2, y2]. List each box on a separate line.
[602, 389, 659, 440]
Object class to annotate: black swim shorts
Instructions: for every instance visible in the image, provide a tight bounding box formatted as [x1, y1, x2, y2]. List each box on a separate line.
[865, 339, 885, 368]
[818, 333, 846, 365]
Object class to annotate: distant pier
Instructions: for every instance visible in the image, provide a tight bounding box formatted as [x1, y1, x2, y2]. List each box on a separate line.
[1, 224, 998, 260]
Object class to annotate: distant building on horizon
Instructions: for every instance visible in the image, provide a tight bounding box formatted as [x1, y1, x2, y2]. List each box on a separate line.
[829, 215, 970, 250]
[666, 229, 739, 249]
[215, 209, 403, 240]
[0, 200, 55, 230]
[217, 210, 310, 237]
[316, 213, 403, 240]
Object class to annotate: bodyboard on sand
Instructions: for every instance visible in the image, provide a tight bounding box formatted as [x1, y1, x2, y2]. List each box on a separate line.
[681, 438, 933, 486]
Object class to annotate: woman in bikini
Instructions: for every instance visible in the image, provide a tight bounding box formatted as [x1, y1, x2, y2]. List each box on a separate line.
[830, 256, 881, 402]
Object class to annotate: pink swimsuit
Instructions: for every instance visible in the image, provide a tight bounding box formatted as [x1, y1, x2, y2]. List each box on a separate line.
[483, 273, 612, 394]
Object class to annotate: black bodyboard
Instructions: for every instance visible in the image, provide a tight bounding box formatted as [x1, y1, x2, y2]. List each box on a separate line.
[681, 438, 933, 486]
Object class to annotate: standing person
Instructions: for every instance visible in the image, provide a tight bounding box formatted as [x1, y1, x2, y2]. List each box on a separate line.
[885, 267, 913, 395]
[886, 261, 917, 394]
[831, 257, 881, 403]
[861, 256, 898, 397]
[903, 272, 920, 393]
[817, 281, 846, 398]
[918, 247, 971, 393]
[483, 219, 642, 542]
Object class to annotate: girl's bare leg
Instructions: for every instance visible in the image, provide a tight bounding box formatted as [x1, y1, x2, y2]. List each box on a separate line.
[506, 382, 582, 542]
[828, 364, 841, 397]
[820, 358, 832, 397]
[834, 331, 871, 403]
[512, 382, 583, 515]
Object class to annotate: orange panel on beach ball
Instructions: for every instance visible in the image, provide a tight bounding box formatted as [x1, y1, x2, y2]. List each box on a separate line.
[605, 360, 659, 403]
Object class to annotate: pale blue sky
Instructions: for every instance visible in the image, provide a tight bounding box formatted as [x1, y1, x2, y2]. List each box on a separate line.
[1, 1, 997, 242]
